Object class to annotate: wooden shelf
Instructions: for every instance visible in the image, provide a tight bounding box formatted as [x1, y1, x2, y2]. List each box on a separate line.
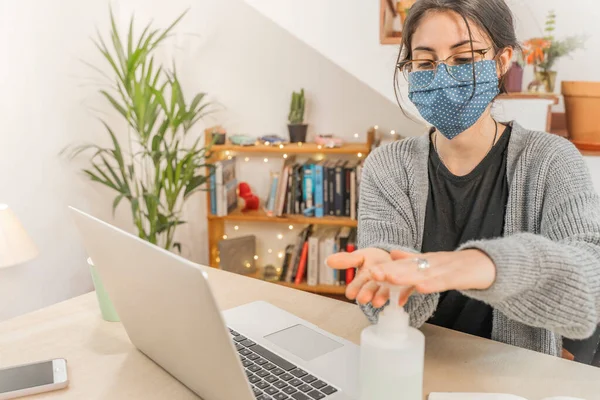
[211, 141, 369, 156]
[247, 271, 347, 296]
[208, 207, 358, 227]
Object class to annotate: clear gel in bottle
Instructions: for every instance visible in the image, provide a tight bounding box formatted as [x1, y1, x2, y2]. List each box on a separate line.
[359, 285, 425, 400]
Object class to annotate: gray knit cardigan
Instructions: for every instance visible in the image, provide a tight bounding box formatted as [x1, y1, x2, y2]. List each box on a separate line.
[358, 121, 600, 356]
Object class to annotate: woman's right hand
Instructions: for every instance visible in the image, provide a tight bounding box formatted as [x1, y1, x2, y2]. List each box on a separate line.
[326, 248, 414, 308]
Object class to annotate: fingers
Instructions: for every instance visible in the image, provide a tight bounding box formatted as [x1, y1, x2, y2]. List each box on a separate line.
[345, 268, 372, 300]
[356, 280, 381, 305]
[398, 287, 413, 306]
[372, 285, 389, 308]
[326, 251, 364, 270]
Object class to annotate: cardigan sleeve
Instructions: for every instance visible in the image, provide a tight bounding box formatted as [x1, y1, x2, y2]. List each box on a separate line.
[357, 146, 439, 328]
[460, 141, 600, 339]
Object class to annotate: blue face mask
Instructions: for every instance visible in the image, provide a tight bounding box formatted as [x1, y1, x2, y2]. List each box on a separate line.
[408, 60, 499, 140]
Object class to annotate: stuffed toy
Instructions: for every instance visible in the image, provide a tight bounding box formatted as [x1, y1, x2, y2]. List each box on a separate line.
[238, 182, 259, 212]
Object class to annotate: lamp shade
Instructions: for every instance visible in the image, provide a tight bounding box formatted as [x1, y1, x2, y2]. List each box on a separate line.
[0, 204, 39, 268]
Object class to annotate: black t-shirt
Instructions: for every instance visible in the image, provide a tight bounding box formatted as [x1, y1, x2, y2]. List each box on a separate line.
[422, 125, 511, 339]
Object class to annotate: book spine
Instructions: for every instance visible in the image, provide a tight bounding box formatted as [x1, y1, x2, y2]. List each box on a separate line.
[307, 235, 319, 286]
[344, 166, 351, 217]
[350, 168, 357, 220]
[294, 241, 310, 285]
[286, 168, 293, 215]
[276, 166, 289, 217]
[265, 174, 279, 216]
[323, 163, 329, 216]
[318, 235, 327, 285]
[285, 235, 302, 282]
[346, 242, 356, 284]
[216, 163, 224, 216]
[328, 165, 335, 216]
[210, 171, 217, 215]
[314, 164, 324, 218]
[280, 244, 294, 281]
[334, 164, 344, 216]
[303, 164, 314, 212]
[296, 166, 303, 214]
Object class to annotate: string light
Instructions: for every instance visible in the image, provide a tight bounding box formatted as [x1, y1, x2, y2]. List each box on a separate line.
[288, 225, 294, 230]
[283, 154, 288, 159]
[317, 145, 322, 150]
[354, 133, 359, 138]
[234, 225, 239, 231]
[265, 142, 271, 146]
[279, 144, 284, 149]
[374, 125, 379, 130]
[253, 255, 259, 260]
[278, 252, 284, 258]
[216, 257, 220, 263]
[222, 234, 228, 240]
[276, 267, 282, 273]
[225, 151, 230, 156]
[245, 262, 252, 268]
[263, 158, 269, 163]
[244, 157, 250, 162]
[390, 130, 396, 135]
[277, 234, 283, 240]
[297, 142, 303, 147]
[268, 249, 273, 254]
[227, 155, 232, 160]
[357, 152, 363, 158]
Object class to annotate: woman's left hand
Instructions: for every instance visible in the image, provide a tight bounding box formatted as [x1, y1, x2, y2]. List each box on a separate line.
[370, 249, 497, 299]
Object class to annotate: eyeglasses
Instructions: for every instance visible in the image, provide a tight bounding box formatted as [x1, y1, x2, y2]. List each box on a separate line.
[398, 47, 494, 89]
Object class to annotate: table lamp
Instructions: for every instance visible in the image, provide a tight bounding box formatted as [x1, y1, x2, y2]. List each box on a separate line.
[0, 204, 39, 268]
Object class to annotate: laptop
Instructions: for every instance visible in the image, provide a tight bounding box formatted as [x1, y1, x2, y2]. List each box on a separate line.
[70, 207, 359, 400]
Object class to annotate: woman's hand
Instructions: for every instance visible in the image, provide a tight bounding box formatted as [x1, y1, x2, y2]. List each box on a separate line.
[373, 249, 496, 298]
[326, 248, 414, 308]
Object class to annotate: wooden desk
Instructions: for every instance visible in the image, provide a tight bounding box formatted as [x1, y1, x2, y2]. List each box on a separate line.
[1, 268, 599, 399]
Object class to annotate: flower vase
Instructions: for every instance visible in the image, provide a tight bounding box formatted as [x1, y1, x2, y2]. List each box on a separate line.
[535, 70, 557, 93]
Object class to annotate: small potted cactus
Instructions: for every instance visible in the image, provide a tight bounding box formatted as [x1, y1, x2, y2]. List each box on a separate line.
[287, 89, 307, 143]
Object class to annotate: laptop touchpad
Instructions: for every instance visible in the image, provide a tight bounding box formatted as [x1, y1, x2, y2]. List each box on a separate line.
[265, 324, 343, 361]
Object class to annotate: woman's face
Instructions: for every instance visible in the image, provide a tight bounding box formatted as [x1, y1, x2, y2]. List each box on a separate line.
[410, 10, 512, 77]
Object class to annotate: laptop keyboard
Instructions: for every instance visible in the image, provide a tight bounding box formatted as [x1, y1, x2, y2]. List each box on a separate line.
[229, 328, 339, 400]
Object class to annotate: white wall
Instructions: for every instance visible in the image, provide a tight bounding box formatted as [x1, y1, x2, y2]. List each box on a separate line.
[0, 0, 419, 320]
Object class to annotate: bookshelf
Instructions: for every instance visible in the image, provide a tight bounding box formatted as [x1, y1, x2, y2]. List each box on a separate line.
[205, 128, 375, 296]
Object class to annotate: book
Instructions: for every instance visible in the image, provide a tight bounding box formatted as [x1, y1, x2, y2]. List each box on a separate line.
[336, 227, 352, 285]
[285, 226, 311, 283]
[221, 157, 237, 215]
[265, 172, 279, 216]
[327, 161, 336, 216]
[314, 161, 325, 218]
[303, 163, 314, 215]
[350, 166, 357, 220]
[210, 164, 217, 215]
[307, 230, 321, 286]
[334, 161, 346, 216]
[294, 164, 304, 214]
[215, 162, 224, 216]
[286, 167, 293, 215]
[318, 229, 337, 285]
[345, 229, 357, 284]
[294, 241, 310, 285]
[322, 161, 330, 216]
[280, 244, 295, 281]
[276, 157, 296, 217]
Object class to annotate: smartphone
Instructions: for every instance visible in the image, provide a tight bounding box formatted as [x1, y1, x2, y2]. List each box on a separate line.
[0, 359, 68, 400]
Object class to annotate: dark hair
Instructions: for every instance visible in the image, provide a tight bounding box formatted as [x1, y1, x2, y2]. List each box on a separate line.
[394, 0, 520, 108]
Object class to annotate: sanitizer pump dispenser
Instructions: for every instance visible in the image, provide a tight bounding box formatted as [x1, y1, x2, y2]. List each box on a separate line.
[359, 285, 425, 400]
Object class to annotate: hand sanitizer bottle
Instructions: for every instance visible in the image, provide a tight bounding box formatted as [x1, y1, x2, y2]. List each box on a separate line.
[359, 285, 425, 400]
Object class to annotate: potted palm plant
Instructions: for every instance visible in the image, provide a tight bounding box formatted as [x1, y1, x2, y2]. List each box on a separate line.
[65, 10, 215, 320]
[287, 89, 307, 143]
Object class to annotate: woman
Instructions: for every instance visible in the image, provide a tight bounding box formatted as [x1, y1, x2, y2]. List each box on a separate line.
[328, 0, 600, 359]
